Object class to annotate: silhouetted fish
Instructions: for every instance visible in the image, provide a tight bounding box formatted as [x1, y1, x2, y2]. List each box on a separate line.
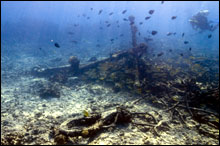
[87, 17, 90, 19]
[122, 10, 127, 14]
[180, 53, 183, 56]
[145, 16, 151, 20]
[88, 57, 97, 62]
[98, 10, 103, 15]
[96, 44, 100, 47]
[149, 10, 155, 15]
[151, 31, 158, 35]
[90, 8, 93, 11]
[109, 12, 114, 15]
[171, 16, 177, 20]
[54, 42, 60, 48]
[161, 1, 164, 4]
[184, 41, 189, 44]
[182, 33, 185, 37]
[71, 40, 78, 44]
[120, 34, 124, 37]
[168, 49, 172, 52]
[189, 47, 192, 51]
[139, 22, 143, 25]
[110, 39, 114, 42]
[208, 34, 212, 38]
[157, 52, 164, 57]
[138, 32, 141, 36]
[123, 18, 128, 21]
[107, 24, 111, 27]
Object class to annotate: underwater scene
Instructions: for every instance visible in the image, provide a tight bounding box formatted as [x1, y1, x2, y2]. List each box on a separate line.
[1, 1, 219, 145]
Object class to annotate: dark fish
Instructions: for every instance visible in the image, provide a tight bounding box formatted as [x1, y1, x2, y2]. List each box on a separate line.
[173, 32, 176, 35]
[180, 53, 183, 56]
[153, 54, 156, 57]
[123, 18, 128, 21]
[167, 32, 173, 36]
[149, 10, 155, 15]
[151, 30, 158, 35]
[96, 44, 100, 47]
[138, 32, 141, 36]
[99, 27, 103, 30]
[157, 52, 164, 57]
[87, 17, 90, 19]
[74, 24, 79, 27]
[122, 10, 127, 14]
[171, 16, 177, 20]
[120, 34, 124, 37]
[139, 22, 143, 25]
[54, 42, 60, 48]
[208, 34, 212, 38]
[168, 49, 172, 52]
[39, 47, 42, 50]
[71, 40, 78, 44]
[144, 37, 153, 42]
[109, 12, 114, 15]
[110, 39, 114, 42]
[50, 58, 62, 62]
[182, 33, 185, 37]
[68, 32, 74, 35]
[130, 22, 134, 25]
[107, 24, 111, 27]
[189, 47, 192, 51]
[184, 41, 189, 44]
[161, 1, 164, 4]
[98, 9, 103, 15]
[88, 57, 97, 62]
[145, 16, 151, 20]
[90, 8, 93, 11]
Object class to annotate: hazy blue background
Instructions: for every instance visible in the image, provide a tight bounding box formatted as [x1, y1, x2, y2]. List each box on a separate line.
[1, 1, 219, 60]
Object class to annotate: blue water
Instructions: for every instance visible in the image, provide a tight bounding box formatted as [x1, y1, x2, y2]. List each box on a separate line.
[1, 1, 219, 60]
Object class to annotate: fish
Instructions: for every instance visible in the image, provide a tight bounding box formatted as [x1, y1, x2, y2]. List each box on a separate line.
[109, 12, 114, 15]
[208, 34, 212, 38]
[167, 32, 173, 36]
[180, 53, 184, 56]
[88, 57, 97, 62]
[157, 52, 164, 57]
[71, 40, 78, 44]
[149, 10, 155, 15]
[171, 16, 177, 20]
[74, 24, 79, 27]
[189, 47, 192, 51]
[39, 47, 42, 50]
[184, 41, 189, 44]
[130, 22, 134, 25]
[96, 44, 100, 47]
[87, 17, 90, 19]
[54, 42, 60, 48]
[151, 30, 158, 35]
[145, 16, 151, 20]
[50, 58, 62, 62]
[123, 18, 128, 21]
[120, 34, 124, 37]
[68, 32, 74, 35]
[90, 8, 93, 11]
[138, 32, 141, 36]
[161, 1, 164, 4]
[144, 37, 153, 42]
[182, 33, 185, 37]
[107, 24, 111, 27]
[98, 9, 103, 15]
[139, 22, 143, 25]
[122, 10, 127, 14]
[168, 49, 172, 52]
[110, 39, 114, 42]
